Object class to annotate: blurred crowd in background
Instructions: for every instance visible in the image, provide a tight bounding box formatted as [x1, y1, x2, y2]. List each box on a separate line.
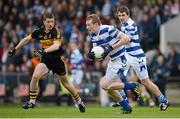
[0, 0, 180, 106]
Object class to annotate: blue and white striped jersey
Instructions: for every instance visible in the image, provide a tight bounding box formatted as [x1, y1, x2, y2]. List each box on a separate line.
[121, 18, 145, 58]
[89, 25, 126, 60]
[70, 49, 84, 70]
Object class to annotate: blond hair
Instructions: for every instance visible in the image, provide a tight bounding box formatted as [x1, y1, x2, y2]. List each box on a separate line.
[86, 14, 101, 25]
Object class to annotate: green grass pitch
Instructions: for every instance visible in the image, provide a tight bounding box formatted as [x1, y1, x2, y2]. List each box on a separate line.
[0, 103, 180, 118]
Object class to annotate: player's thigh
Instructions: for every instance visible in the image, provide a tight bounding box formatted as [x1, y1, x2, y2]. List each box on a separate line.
[99, 77, 111, 89]
[59, 74, 72, 87]
[100, 69, 119, 89]
[140, 78, 152, 86]
[32, 63, 49, 79]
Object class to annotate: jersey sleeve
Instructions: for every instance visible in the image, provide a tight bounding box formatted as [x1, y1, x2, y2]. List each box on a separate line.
[126, 23, 138, 39]
[52, 27, 61, 39]
[108, 26, 121, 39]
[31, 29, 39, 39]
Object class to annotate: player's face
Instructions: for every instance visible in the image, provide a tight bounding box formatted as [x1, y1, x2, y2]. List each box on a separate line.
[43, 18, 55, 31]
[86, 19, 99, 33]
[117, 12, 129, 24]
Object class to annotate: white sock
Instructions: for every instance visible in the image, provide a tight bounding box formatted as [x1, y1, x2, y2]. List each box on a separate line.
[30, 99, 36, 104]
[77, 98, 82, 104]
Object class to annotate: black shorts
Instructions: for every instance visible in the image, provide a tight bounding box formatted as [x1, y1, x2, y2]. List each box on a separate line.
[41, 54, 67, 76]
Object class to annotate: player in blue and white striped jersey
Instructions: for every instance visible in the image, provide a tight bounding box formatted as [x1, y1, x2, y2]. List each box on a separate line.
[115, 5, 169, 111]
[86, 14, 140, 114]
[69, 41, 84, 93]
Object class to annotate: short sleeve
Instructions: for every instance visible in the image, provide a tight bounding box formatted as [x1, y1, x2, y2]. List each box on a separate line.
[127, 25, 136, 32]
[125, 23, 138, 39]
[31, 29, 39, 39]
[52, 27, 61, 39]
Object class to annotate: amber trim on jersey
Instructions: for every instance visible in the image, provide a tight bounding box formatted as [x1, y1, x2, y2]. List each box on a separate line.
[40, 39, 54, 49]
[59, 56, 68, 76]
[53, 39, 61, 46]
[29, 34, 34, 41]
[55, 27, 61, 39]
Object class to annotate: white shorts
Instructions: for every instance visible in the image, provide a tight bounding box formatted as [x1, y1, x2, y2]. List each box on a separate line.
[124, 53, 149, 80]
[105, 55, 127, 81]
[71, 70, 84, 85]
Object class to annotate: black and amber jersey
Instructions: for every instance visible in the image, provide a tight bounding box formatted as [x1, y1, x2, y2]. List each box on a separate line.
[30, 26, 64, 56]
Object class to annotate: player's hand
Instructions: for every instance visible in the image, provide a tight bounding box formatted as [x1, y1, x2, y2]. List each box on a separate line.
[8, 48, 16, 57]
[101, 44, 113, 58]
[87, 50, 95, 61]
[33, 50, 46, 59]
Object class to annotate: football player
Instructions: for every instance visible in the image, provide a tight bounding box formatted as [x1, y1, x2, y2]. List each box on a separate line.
[109, 5, 169, 111]
[8, 12, 85, 113]
[86, 14, 140, 114]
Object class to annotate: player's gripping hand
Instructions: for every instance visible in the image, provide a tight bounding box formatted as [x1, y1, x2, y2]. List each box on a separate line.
[101, 44, 113, 58]
[8, 48, 16, 57]
[33, 50, 46, 59]
[87, 49, 95, 61]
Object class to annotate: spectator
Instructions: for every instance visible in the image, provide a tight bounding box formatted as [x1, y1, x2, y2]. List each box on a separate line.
[152, 55, 170, 95]
[152, 55, 170, 105]
[167, 47, 180, 76]
[139, 14, 154, 51]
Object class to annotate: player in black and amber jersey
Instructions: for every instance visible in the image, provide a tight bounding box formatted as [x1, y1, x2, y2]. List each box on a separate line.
[8, 12, 85, 113]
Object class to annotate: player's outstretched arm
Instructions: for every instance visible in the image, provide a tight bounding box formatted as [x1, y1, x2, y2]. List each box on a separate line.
[43, 27, 62, 53]
[8, 35, 32, 57]
[44, 40, 61, 53]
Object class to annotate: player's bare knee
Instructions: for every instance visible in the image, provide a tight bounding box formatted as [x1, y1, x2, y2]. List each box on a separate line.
[32, 75, 40, 81]
[107, 85, 113, 90]
[101, 86, 110, 91]
[100, 83, 108, 90]
[100, 78, 111, 90]
[100, 83, 111, 91]
[140, 78, 150, 86]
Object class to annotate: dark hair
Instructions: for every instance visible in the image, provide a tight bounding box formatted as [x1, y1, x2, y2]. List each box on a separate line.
[117, 5, 130, 16]
[42, 12, 55, 21]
